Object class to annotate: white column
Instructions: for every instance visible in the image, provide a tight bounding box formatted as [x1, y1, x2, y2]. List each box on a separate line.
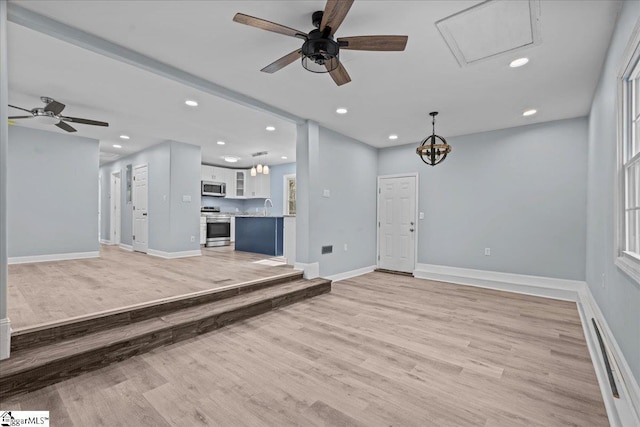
[294, 120, 321, 278]
[0, 0, 11, 359]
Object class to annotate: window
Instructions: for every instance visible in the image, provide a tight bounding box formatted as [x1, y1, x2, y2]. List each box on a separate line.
[284, 174, 296, 215]
[616, 21, 640, 283]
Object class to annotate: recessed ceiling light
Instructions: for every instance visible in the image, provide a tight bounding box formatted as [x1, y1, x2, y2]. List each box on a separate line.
[119, 135, 130, 140]
[522, 109, 537, 117]
[281, 156, 288, 159]
[265, 126, 276, 131]
[113, 144, 122, 148]
[223, 156, 239, 163]
[388, 134, 398, 140]
[217, 141, 225, 145]
[185, 100, 198, 107]
[336, 108, 348, 114]
[509, 57, 529, 68]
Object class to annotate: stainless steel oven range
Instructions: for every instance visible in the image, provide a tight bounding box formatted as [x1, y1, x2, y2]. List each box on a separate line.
[201, 207, 231, 247]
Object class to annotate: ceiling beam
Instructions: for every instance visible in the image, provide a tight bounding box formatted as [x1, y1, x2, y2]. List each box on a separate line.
[7, 3, 305, 125]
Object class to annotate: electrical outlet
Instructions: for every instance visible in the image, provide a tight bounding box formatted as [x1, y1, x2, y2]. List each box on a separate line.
[322, 189, 331, 198]
[484, 248, 491, 256]
[190, 236, 195, 242]
[344, 243, 348, 251]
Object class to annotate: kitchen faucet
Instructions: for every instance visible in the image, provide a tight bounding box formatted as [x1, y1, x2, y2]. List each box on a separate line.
[264, 198, 273, 216]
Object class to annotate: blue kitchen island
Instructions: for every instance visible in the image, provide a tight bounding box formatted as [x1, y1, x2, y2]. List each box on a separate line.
[234, 216, 284, 256]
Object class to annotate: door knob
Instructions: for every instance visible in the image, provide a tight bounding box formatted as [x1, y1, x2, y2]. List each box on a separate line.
[409, 228, 414, 232]
[410, 221, 414, 225]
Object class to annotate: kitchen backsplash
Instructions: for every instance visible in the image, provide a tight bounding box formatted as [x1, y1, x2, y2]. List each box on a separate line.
[201, 196, 266, 213]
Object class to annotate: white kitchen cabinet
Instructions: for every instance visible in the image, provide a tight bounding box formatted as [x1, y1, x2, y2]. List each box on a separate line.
[201, 165, 228, 183]
[245, 171, 271, 198]
[230, 217, 236, 242]
[200, 216, 207, 245]
[284, 216, 295, 265]
[230, 170, 246, 198]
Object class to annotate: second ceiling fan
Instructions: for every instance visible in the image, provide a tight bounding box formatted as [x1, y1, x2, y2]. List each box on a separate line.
[233, 0, 408, 86]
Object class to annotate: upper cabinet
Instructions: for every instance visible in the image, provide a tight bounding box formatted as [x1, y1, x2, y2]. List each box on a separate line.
[246, 172, 270, 199]
[201, 165, 227, 182]
[227, 170, 246, 199]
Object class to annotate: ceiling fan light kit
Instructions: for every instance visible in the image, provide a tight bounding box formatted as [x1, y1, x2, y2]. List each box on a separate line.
[233, 0, 408, 86]
[416, 112, 451, 167]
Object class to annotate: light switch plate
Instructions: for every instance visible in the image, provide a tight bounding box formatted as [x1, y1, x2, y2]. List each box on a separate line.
[323, 189, 330, 198]
[419, 212, 425, 220]
[183, 195, 191, 203]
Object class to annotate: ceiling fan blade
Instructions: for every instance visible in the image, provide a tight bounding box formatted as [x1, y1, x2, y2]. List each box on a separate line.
[321, 0, 354, 36]
[44, 100, 66, 115]
[60, 116, 109, 127]
[8, 116, 33, 119]
[338, 35, 408, 51]
[233, 13, 307, 39]
[8, 104, 33, 113]
[56, 121, 77, 133]
[326, 58, 351, 86]
[261, 49, 302, 74]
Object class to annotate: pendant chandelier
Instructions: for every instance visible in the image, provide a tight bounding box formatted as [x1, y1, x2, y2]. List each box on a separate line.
[251, 151, 269, 176]
[415, 112, 451, 166]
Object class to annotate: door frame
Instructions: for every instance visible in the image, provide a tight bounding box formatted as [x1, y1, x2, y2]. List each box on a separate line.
[376, 173, 419, 272]
[110, 170, 121, 245]
[132, 163, 149, 253]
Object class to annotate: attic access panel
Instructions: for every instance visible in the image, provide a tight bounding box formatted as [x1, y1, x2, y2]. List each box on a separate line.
[436, 0, 541, 67]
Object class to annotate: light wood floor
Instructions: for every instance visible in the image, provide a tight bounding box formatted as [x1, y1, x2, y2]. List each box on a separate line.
[2, 272, 608, 426]
[8, 245, 290, 329]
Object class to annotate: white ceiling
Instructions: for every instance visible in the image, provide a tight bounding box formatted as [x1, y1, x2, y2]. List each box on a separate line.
[8, 0, 621, 159]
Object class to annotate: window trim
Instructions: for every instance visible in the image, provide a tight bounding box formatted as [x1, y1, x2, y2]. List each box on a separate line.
[614, 18, 640, 284]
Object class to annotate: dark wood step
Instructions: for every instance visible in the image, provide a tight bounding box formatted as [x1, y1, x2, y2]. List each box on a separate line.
[0, 278, 330, 399]
[10, 270, 304, 352]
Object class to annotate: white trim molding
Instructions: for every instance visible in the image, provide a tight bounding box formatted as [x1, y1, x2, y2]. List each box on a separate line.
[99, 239, 113, 245]
[294, 262, 320, 279]
[0, 317, 10, 360]
[8, 251, 100, 265]
[578, 286, 640, 426]
[413, 263, 582, 301]
[326, 265, 376, 282]
[147, 249, 202, 259]
[119, 243, 133, 252]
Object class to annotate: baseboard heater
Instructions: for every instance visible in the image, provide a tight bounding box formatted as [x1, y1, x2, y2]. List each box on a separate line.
[592, 318, 619, 398]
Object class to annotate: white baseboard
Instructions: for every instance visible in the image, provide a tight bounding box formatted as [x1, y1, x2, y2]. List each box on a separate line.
[118, 244, 133, 252]
[326, 265, 376, 282]
[99, 239, 111, 245]
[0, 317, 10, 360]
[147, 249, 202, 259]
[294, 262, 320, 279]
[413, 263, 582, 301]
[8, 251, 100, 265]
[578, 285, 640, 427]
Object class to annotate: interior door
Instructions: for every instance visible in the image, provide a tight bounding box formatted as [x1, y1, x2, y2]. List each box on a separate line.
[111, 172, 121, 244]
[132, 164, 148, 253]
[378, 176, 416, 273]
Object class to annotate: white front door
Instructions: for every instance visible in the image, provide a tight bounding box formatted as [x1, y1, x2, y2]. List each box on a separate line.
[110, 172, 121, 244]
[378, 175, 417, 273]
[132, 164, 148, 253]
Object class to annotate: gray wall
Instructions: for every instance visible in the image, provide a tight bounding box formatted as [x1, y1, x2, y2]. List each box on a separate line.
[100, 140, 200, 253]
[378, 117, 589, 280]
[168, 141, 201, 252]
[315, 127, 378, 276]
[8, 126, 99, 257]
[586, 0, 640, 385]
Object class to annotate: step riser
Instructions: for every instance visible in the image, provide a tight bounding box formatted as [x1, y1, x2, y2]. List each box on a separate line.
[11, 272, 304, 352]
[1, 281, 330, 399]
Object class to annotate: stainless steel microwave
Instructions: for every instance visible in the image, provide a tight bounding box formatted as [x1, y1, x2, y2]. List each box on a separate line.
[201, 181, 226, 197]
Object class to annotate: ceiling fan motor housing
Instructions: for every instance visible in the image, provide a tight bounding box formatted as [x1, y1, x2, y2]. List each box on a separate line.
[301, 30, 340, 73]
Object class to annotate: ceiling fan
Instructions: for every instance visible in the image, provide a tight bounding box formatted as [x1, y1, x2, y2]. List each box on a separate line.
[8, 97, 109, 133]
[233, 0, 408, 86]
